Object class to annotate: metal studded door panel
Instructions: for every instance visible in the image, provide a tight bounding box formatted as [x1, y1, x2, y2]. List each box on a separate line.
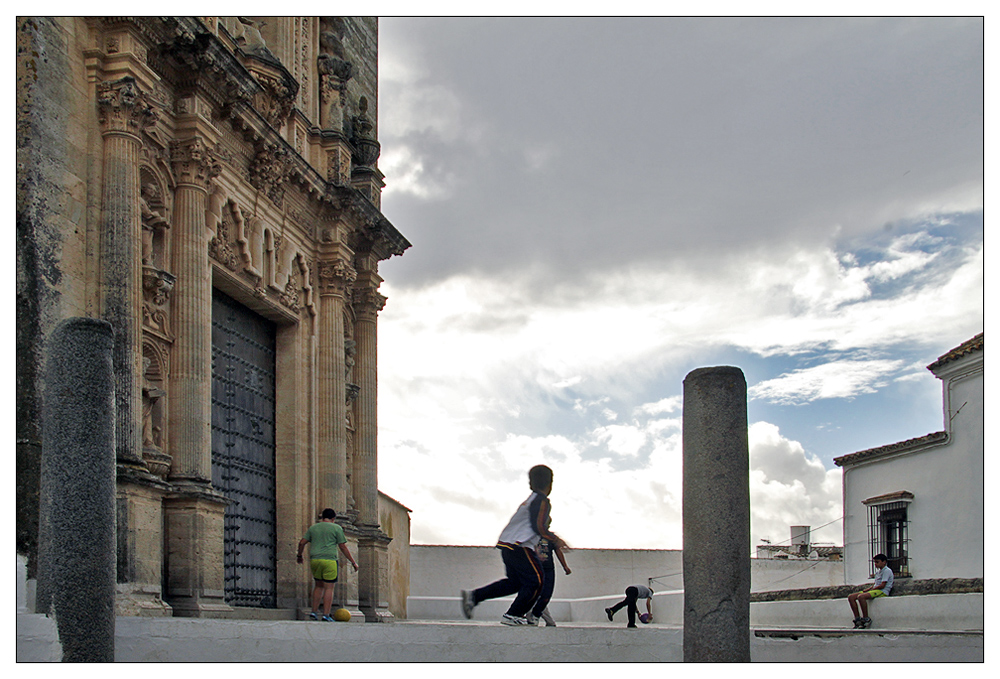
[211, 289, 277, 608]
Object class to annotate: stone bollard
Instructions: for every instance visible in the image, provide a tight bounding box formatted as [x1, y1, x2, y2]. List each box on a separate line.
[36, 318, 116, 662]
[682, 366, 750, 662]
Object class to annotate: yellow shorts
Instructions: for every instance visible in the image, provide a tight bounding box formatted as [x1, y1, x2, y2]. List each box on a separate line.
[868, 589, 887, 598]
[310, 559, 339, 583]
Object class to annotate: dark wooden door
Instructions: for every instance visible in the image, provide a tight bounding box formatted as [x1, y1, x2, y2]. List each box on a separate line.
[211, 289, 278, 608]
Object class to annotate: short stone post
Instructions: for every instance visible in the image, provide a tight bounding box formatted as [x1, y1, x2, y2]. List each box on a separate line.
[36, 318, 116, 662]
[682, 366, 750, 662]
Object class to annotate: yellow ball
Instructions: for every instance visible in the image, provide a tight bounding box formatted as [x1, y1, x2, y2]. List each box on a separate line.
[333, 608, 352, 622]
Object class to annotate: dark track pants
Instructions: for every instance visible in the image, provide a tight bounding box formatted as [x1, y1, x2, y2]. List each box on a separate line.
[531, 559, 556, 618]
[609, 585, 640, 626]
[473, 544, 543, 617]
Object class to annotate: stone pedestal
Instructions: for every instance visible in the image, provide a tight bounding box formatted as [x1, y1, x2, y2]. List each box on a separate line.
[163, 490, 232, 617]
[682, 366, 750, 662]
[358, 533, 394, 622]
[116, 470, 172, 616]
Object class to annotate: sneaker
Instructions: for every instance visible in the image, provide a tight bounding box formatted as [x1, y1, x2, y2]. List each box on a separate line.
[852, 617, 863, 629]
[460, 590, 476, 619]
[605, 607, 614, 622]
[525, 613, 539, 626]
[541, 610, 556, 627]
[627, 624, 638, 629]
[321, 615, 334, 622]
[860, 617, 872, 629]
[501, 614, 530, 626]
[309, 611, 320, 621]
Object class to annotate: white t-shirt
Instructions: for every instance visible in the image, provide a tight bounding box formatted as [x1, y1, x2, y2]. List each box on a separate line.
[873, 565, 894, 595]
[497, 492, 544, 549]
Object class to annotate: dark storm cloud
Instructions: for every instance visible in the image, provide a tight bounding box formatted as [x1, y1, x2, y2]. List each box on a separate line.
[378, 17, 983, 288]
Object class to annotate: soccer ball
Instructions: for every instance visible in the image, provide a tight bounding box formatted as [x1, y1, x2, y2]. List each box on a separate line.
[333, 608, 352, 622]
[639, 613, 652, 624]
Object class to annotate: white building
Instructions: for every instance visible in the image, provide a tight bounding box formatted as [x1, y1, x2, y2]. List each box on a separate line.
[834, 333, 984, 585]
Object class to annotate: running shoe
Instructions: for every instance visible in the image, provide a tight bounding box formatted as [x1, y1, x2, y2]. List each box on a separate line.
[501, 614, 530, 626]
[460, 590, 476, 619]
[309, 611, 320, 621]
[605, 607, 614, 622]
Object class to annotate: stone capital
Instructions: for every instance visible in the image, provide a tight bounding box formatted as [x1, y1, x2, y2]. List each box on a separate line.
[97, 75, 159, 138]
[317, 258, 357, 297]
[170, 138, 221, 190]
[352, 286, 387, 319]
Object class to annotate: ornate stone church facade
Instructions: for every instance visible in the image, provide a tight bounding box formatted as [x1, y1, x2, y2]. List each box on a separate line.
[17, 17, 409, 620]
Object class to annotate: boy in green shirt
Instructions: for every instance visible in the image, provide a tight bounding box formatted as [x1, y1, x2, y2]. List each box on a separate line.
[297, 508, 358, 621]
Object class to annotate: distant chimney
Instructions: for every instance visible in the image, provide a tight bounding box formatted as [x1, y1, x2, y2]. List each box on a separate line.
[791, 526, 810, 555]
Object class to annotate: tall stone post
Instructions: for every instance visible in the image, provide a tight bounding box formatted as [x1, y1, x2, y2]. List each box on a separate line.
[316, 256, 356, 514]
[37, 318, 116, 662]
[682, 366, 751, 662]
[162, 133, 231, 617]
[96, 75, 157, 470]
[352, 256, 393, 621]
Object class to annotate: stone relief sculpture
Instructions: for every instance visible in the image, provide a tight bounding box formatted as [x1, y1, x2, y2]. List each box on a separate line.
[140, 345, 171, 480]
[140, 178, 169, 268]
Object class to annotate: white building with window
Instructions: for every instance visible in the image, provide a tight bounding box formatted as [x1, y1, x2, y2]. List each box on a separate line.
[834, 333, 983, 585]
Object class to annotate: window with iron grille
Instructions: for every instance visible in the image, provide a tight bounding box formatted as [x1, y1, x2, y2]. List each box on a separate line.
[865, 498, 911, 577]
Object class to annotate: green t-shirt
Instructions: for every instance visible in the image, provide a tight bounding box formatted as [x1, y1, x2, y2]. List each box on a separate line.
[302, 521, 346, 561]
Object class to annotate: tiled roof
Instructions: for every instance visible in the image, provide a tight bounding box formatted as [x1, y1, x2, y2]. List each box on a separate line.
[833, 430, 947, 467]
[927, 332, 983, 372]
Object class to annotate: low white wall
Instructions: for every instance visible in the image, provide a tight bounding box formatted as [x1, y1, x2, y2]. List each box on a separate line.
[408, 589, 984, 633]
[751, 593, 984, 631]
[411, 545, 843, 602]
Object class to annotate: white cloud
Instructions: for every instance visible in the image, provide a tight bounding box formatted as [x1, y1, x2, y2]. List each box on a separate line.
[749, 422, 843, 547]
[748, 358, 906, 405]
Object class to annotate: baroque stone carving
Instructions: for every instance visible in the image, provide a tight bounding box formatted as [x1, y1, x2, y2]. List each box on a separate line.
[170, 137, 221, 189]
[352, 286, 387, 319]
[140, 179, 169, 268]
[142, 266, 176, 338]
[97, 76, 159, 136]
[249, 143, 290, 206]
[141, 343, 171, 480]
[209, 199, 243, 271]
[350, 96, 380, 168]
[317, 258, 357, 296]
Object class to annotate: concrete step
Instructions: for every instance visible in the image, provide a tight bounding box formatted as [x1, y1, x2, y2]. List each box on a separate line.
[111, 617, 984, 662]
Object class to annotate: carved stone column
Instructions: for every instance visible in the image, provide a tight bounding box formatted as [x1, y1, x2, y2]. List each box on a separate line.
[352, 254, 393, 621]
[316, 256, 356, 516]
[162, 134, 231, 617]
[97, 75, 157, 470]
[167, 137, 219, 487]
[351, 261, 383, 532]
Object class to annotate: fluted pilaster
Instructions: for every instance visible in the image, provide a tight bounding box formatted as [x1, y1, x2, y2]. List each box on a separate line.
[317, 258, 356, 514]
[351, 266, 385, 530]
[167, 137, 220, 484]
[97, 76, 158, 468]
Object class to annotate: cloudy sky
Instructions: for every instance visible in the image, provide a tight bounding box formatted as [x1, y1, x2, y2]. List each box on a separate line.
[372, 17, 983, 554]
